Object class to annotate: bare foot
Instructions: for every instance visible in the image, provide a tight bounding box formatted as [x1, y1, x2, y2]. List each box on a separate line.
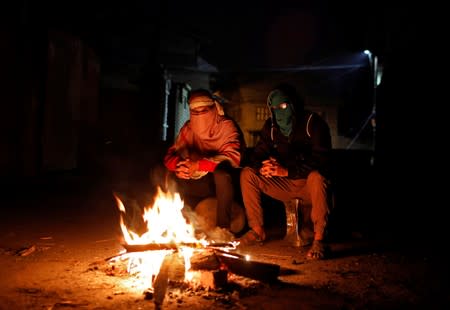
[306, 240, 328, 260]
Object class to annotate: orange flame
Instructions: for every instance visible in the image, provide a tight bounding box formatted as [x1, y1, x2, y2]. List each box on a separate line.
[113, 187, 206, 291]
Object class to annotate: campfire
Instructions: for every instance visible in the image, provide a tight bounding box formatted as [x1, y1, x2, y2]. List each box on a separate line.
[108, 187, 279, 307]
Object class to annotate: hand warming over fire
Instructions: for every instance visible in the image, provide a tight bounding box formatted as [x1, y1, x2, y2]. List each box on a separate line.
[175, 158, 200, 179]
[259, 157, 288, 178]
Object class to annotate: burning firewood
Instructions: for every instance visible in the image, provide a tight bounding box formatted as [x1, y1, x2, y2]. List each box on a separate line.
[121, 242, 280, 283]
[121, 241, 236, 252]
[112, 185, 280, 303]
[153, 253, 172, 308]
[215, 251, 280, 283]
[190, 249, 221, 270]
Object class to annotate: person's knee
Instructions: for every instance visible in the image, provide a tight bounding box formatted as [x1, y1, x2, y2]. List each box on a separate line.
[213, 168, 233, 190]
[307, 170, 326, 187]
[240, 166, 256, 182]
[214, 167, 231, 179]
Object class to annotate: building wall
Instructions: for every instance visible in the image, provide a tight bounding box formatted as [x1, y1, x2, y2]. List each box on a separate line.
[41, 31, 101, 173]
[0, 30, 22, 178]
[0, 30, 101, 178]
[217, 71, 373, 150]
[220, 75, 341, 149]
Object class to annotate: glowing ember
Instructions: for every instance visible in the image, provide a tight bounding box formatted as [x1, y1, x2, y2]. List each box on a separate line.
[113, 187, 208, 291]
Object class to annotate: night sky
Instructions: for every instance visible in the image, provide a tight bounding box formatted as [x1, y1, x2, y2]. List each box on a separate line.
[15, 0, 402, 70]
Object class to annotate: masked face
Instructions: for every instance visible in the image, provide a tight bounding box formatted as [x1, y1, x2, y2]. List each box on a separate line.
[272, 102, 293, 136]
[189, 103, 216, 138]
[268, 90, 294, 137]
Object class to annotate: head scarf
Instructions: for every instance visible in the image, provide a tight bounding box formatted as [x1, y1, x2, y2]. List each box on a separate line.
[189, 90, 218, 139]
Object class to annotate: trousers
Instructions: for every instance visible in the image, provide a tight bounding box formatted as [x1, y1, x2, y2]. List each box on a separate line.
[240, 167, 331, 240]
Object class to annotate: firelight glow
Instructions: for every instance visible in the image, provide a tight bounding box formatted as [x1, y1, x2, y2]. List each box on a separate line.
[115, 187, 207, 246]
[113, 187, 208, 291]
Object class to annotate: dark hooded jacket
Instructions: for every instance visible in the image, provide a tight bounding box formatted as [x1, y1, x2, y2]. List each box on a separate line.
[249, 84, 332, 179]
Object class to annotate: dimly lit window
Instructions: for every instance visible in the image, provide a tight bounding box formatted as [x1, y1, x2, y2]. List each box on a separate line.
[256, 106, 270, 121]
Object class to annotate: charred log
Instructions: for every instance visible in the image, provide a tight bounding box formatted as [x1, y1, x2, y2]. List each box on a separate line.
[215, 251, 280, 283]
[122, 242, 235, 252]
[190, 249, 221, 270]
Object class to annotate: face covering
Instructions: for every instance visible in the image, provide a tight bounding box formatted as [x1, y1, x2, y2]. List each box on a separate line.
[189, 95, 217, 138]
[268, 89, 294, 137]
[190, 106, 216, 137]
[273, 105, 294, 137]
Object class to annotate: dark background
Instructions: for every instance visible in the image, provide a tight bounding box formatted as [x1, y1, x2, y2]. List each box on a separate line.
[1, 1, 441, 243]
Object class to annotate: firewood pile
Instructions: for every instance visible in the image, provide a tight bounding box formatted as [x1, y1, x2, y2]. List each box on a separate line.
[95, 244, 280, 308]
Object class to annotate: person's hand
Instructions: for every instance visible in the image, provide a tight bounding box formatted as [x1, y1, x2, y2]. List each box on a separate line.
[175, 159, 199, 179]
[175, 160, 190, 179]
[259, 157, 288, 177]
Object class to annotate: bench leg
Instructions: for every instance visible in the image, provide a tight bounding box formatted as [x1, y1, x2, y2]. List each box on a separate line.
[284, 199, 314, 247]
[284, 199, 301, 246]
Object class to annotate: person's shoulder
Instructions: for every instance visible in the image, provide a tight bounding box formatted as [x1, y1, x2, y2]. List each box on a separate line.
[304, 111, 330, 134]
[304, 110, 326, 123]
[219, 114, 234, 121]
[177, 120, 192, 135]
[219, 115, 239, 126]
[214, 115, 236, 128]
[181, 119, 191, 129]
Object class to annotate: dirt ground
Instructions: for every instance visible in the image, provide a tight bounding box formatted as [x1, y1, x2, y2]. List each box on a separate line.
[0, 173, 448, 310]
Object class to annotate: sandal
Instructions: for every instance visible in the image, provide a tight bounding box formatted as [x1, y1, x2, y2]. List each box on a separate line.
[306, 240, 329, 260]
[237, 229, 265, 246]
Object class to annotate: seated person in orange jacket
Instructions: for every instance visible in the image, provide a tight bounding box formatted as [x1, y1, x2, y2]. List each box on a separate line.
[162, 89, 245, 237]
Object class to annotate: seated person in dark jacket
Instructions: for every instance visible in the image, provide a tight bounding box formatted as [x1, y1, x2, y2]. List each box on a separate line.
[239, 83, 333, 260]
